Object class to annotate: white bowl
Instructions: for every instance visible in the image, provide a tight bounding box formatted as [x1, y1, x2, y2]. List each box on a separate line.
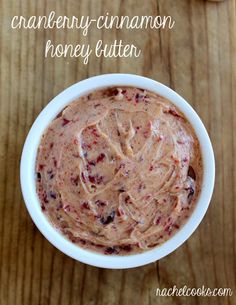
[20, 74, 215, 269]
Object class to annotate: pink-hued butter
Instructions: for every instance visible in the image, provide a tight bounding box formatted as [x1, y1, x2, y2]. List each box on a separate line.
[36, 87, 202, 255]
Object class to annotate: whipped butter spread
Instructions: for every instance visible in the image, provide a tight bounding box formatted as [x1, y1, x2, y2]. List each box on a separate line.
[36, 87, 202, 255]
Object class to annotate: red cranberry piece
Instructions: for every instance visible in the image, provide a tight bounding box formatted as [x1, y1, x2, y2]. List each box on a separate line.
[95, 200, 106, 207]
[164, 225, 172, 233]
[81, 172, 86, 183]
[104, 247, 117, 254]
[62, 118, 70, 126]
[64, 205, 70, 212]
[39, 164, 44, 170]
[88, 160, 96, 166]
[121, 244, 132, 252]
[100, 210, 115, 225]
[79, 239, 86, 245]
[42, 193, 49, 204]
[155, 216, 162, 225]
[53, 159, 57, 167]
[112, 89, 119, 96]
[97, 153, 105, 163]
[167, 109, 184, 119]
[124, 196, 131, 204]
[88, 175, 95, 184]
[81, 202, 90, 209]
[88, 175, 103, 185]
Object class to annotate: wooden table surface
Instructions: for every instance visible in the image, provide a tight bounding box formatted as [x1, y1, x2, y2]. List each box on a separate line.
[0, 0, 235, 304]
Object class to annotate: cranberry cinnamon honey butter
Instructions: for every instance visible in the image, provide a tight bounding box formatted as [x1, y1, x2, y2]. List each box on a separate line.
[36, 87, 202, 255]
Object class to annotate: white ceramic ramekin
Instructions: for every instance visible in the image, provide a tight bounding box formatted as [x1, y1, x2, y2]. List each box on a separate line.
[20, 74, 215, 269]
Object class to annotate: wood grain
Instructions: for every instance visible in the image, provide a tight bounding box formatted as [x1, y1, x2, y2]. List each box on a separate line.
[0, 0, 235, 305]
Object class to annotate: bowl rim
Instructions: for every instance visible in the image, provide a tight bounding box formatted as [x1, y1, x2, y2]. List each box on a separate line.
[20, 73, 215, 269]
